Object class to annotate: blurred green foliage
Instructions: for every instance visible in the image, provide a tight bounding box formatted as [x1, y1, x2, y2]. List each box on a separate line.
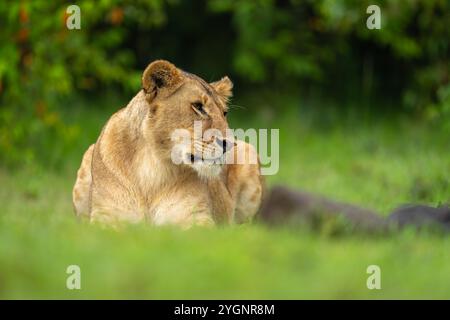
[0, 0, 448, 167]
[0, 1, 164, 166]
[213, 0, 449, 110]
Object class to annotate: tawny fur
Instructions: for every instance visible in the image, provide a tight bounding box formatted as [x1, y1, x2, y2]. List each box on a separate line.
[72, 60, 263, 228]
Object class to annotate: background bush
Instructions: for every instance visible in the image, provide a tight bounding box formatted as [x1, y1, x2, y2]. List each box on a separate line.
[0, 0, 448, 167]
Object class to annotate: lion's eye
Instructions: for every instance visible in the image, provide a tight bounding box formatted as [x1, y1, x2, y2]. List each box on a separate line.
[192, 102, 205, 115]
[223, 111, 228, 117]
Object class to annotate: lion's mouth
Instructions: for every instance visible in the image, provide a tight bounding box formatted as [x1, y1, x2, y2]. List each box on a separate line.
[188, 153, 224, 164]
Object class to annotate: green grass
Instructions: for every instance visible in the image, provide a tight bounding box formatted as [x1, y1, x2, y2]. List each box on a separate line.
[1, 94, 449, 299]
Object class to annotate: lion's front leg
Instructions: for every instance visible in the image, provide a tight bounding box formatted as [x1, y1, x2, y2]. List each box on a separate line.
[150, 193, 216, 229]
[227, 141, 264, 224]
[207, 178, 235, 225]
[89, 183, 145, 226]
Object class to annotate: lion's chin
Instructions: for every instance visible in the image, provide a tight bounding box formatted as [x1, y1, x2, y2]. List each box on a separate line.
[191, 162, 223, 180]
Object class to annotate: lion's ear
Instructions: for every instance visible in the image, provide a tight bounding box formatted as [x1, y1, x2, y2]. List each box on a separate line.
[142, 60, 182, 100]
[210, 76, 233, 102]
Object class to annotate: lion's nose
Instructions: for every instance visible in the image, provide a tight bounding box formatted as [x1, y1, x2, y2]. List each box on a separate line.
[216, 138, 234, 154]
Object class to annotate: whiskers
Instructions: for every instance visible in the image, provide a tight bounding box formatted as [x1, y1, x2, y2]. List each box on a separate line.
[228, 103, 247, 111]
[191, 140, 224, 163]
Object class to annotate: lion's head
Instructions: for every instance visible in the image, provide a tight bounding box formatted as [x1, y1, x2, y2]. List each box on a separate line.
[141, 60, 234, 179]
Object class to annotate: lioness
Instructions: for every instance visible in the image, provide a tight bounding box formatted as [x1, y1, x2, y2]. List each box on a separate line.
[73, 60, 263, 228]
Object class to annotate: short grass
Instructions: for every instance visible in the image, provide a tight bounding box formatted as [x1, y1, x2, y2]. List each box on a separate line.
[1, 93, 449, 299]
